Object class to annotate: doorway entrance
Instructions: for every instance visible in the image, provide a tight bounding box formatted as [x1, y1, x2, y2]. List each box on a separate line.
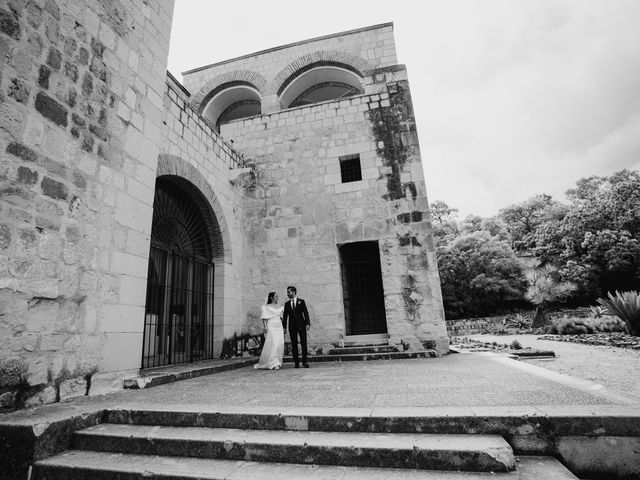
[339, 241, 388, 336]
[142, 177, 215, 368]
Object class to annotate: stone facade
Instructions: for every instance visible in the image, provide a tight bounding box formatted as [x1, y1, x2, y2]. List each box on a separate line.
[0, 0, 176, 409]
[185, 24, 448, 354]
[1, 6, 447, 411]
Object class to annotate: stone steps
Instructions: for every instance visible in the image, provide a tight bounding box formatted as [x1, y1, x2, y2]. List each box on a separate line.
[30, 407, 583, 480]
[285, 350, 436, 362]
[327, 345, 399, 355]
[33, 451, 578, 480]
[68, 423, 516, 472]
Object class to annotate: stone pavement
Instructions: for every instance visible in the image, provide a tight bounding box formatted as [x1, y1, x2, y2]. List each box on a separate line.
[461, 333, 640, 399]
[3, 351, 638, 419]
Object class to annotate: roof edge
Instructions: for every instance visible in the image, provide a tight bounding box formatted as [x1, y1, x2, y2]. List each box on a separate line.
[182, 22, 394, 76]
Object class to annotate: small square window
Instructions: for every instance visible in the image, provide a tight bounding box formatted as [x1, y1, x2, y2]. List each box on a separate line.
[339, 154, 362, 183]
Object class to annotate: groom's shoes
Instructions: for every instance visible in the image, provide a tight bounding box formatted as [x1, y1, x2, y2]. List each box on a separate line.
[303, 363, 310, 368]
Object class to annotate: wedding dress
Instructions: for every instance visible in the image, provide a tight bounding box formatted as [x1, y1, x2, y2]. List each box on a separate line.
[254, 304, 285, 370]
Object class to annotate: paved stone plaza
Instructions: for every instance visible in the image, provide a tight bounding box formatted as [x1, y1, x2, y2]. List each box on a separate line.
[5, 352, 636, 415]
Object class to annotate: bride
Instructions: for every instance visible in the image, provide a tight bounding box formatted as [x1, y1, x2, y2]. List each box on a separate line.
[254, 291, 285, 370]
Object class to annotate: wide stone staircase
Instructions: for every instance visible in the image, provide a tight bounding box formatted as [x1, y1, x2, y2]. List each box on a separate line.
[32, 407, 579, 479]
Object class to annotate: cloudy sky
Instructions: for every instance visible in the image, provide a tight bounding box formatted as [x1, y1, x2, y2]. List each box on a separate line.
[167, 0, 640, 218]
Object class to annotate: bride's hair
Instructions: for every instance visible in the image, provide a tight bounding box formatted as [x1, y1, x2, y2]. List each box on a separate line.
[266, 291, 277, 304]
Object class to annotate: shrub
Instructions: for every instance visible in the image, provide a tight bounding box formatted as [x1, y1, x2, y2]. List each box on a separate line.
[503, 313, 531, 330]
[597, 290, 640, 336]
[548, 314, 626, 335]
[510, 339, 522, 350]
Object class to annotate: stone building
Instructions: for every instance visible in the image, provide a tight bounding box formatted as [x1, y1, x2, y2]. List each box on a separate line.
[0, 0, 448, 410]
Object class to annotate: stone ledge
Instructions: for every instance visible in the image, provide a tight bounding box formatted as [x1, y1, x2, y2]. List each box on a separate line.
[123, 357, 258, 389]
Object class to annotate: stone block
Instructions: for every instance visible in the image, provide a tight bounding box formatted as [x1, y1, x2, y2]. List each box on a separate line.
[41, 176, 68, 200]
[8, 77, 30, 103]
[23, 385, 56, 407]
[46, 47, 62, 70]
[0, 8, 20, 39]
[118, 275, 147, 306]
[26, 357, 48, 386]
[22, 115, 46, 146]
[59, 375, 87, 401]
[89, 370, 125, 396]
[0, 101, 27, 137]
[0, 223, 11, 249]
[99, 332, 143, 371]
[35, 92, 68, 127]
[112, 251, 147, 278]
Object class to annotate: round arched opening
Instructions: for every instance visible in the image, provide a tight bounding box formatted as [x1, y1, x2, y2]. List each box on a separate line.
[142, 176, 221, 368]
[202, 84, 261, 129]
[279, 66, 363, 109]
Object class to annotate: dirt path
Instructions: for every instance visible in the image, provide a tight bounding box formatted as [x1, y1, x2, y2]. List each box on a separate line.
[462, 334, 640, 400]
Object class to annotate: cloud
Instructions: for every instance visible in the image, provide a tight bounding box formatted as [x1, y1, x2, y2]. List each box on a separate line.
[418, 0, 640, 216]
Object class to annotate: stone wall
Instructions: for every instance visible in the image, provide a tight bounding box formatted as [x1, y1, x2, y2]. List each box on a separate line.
[0, 0, 175, 410]
[221, 67, 448, 353]
[158, 73, 248, 355]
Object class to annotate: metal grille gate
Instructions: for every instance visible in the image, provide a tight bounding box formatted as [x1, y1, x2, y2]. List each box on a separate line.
[142, 178, 215, 368]
[339, 241, 388, 335]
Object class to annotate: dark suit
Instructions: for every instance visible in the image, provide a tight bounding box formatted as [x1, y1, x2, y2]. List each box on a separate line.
[283, 297, 310, 366]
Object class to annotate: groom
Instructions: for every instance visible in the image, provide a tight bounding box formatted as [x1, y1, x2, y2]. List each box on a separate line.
[283, 285, 310, 368]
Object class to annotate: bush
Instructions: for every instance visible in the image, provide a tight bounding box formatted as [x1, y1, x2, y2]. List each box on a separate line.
[548, 315, 626, 335]
[510, 339, 522, 350]
[597, 290, 640, 336]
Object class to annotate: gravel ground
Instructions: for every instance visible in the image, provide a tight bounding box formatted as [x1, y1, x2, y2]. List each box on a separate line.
[462, 334, 640, 400]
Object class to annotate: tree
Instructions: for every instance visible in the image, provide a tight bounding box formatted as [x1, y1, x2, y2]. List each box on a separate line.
[526, 264, 577, 327]
[545, 170, 640, 298]
[437, 231, 528, 319]
[499, 194, 568, 252]
[429, 200, 459, 245]
[429, 200, 458, 225]
[461, 215, 510, 242]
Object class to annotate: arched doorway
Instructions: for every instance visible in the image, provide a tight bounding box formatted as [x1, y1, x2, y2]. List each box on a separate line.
[142, 176, 216, 368]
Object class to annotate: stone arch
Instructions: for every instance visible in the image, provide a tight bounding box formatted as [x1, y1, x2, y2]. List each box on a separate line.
[270, 50, 375, 98]
[156, 154, 232, 264]
[190, 70, 268, 114]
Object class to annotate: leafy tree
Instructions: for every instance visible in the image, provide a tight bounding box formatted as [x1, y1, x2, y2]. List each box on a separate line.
[429, 200, 458, 225]
[437, 231, 528, 319]
[461, 215, 510, 242]
[538, 170, 640, 298]
[429, 200, 459, 245]
[499, 194, 568, 252]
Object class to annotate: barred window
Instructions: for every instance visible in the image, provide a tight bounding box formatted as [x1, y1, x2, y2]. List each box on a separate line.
[339, 154, 362, 183]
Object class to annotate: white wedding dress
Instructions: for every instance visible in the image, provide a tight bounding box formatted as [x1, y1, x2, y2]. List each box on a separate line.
[254, 304, 285, 370]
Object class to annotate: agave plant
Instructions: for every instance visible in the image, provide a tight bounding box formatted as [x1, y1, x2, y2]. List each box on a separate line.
[596, 290, 640, 336]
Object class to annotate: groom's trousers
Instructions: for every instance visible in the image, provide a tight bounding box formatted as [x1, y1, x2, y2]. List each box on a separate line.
[289, 324, 308, 365]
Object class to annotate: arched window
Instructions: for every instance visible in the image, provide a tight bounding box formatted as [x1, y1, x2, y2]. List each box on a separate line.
[280, 65, 363, 109]
[201, 82, 261, 129]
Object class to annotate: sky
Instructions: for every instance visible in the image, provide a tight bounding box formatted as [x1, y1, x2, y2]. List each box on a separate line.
[166, 0, 640, 218]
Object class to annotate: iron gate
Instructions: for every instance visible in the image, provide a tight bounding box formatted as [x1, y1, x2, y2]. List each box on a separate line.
[142, 178, 215, 368]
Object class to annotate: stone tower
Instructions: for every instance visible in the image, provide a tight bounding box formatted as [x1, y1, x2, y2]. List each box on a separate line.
[184, 23, 449, 355]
